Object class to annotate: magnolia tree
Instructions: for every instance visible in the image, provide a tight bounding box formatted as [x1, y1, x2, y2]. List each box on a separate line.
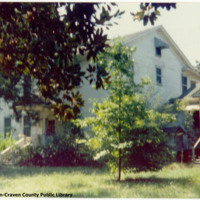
[76, 39, 175, 181]
[0, 3, 176, 121]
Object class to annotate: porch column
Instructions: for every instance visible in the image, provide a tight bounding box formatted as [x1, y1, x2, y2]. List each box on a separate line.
[42, 108, 45, 135]
[20, 110, 24, 137]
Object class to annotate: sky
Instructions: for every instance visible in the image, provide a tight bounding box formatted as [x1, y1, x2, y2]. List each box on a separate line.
[103, 2, 200, 67]
[3, 1, 200, 66]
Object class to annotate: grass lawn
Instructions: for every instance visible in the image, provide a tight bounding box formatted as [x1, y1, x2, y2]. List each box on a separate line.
[0, 163, 200, 198]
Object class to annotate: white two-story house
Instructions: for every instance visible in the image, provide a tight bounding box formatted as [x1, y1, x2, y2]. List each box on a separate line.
[0, 25, 200, 150]
[80, 25, 200, 118]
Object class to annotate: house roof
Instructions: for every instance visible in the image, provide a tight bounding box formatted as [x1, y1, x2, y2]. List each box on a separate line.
[192, 89, 200, 98]
[163, 126, 186, 135]
[16, 104, 49, 112]
[123, 25, 194, 70]
[175, 83, 200, 111]
[169, 83, 200, 107]
[178, 84, 196, 99]
[180, 83, 200, 100]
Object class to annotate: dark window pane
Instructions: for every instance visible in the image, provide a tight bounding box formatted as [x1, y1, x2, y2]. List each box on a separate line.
[156, 68, 161, 75]
[45, 119, 55, 135]
[193, 111, 199, 129]
[182, 76, 187, 93]
[156, 47, 161, 56]
[24, 116, 31, 136]
[4, 117, 11, 137]
[182, 76, 187, 85]
[156, 67, 162, 84]
[157, 76, 161, 84]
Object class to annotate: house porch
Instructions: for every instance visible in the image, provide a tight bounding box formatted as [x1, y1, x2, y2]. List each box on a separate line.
[17, 104, 65, 146]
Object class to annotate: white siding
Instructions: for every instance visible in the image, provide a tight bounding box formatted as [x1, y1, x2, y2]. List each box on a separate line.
[79, 28, 200, 117]
[78, 61, 108, 118]
[125, 31, 193, 103]
[0, 99, 20, 139]
[1, 26, 200, 142]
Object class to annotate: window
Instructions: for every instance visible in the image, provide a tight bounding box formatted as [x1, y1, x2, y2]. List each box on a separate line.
[156, 67, 162, 84]
[45, 119, 55, 135]
[182, 76, 187, 93]
[4, 117, 11, 137]
[193, 111, 199, 129]
[154, 37, 169, 57]
[155, 47, 162, 56]
[24, 116, 31, 136]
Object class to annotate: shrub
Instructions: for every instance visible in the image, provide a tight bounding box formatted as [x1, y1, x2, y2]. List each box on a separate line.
[0, 134, 15, 152]
[16, 145, 43, 167]
[17, 133, 99, 167]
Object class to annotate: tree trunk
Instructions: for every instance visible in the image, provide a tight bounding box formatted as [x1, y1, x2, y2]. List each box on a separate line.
[118, 78, 122, 182]
[118, 148, 121, 181]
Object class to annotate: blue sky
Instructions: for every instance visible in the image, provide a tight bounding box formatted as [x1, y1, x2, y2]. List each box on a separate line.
[104, 2, 200, 66]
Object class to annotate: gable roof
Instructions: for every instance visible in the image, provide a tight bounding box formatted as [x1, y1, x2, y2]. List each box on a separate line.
[177, 83, 200, 111]
[123, 25, 194, 70]
[180, 83, 200, 100]
[169, 83, 200, 105]
[192, 89, 200, 98]
[163, 126, 186, 135]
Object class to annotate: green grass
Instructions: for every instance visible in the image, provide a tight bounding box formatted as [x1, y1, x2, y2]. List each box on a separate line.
[0, 163, 200, 198]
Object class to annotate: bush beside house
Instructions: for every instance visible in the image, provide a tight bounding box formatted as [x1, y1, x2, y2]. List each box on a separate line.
[0, 134, 15, 151]
[16, 132, 101, 167]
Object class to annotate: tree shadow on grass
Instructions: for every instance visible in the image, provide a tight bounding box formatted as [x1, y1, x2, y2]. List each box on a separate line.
[74, 189, 112, 198]
[116, 176, 190, 187]
[0, 166, 107, 178]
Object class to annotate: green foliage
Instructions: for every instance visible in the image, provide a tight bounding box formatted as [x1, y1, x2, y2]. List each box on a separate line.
[0, 134, 15, 151]
[161, 99, 194, 132]
[0, 164, 200, 198]
[0, 2, 121, 122]
[194, 61, 200, 73]
[132, 3, 176, 25]
[17, 132, 99, 167]
[76, 39, 174, 179]
[0, 3, 176, 122]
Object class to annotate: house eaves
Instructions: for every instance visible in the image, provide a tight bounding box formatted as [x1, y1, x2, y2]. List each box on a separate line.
[123, 25, 194, 70]
[182, 67, 200, 80]
[181, 83, 200, 100]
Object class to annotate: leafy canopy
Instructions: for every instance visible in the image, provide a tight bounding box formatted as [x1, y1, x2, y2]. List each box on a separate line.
[0, 3, 176, 121]
[132, 3, 176, 25]
[76, 39, 174, 181]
